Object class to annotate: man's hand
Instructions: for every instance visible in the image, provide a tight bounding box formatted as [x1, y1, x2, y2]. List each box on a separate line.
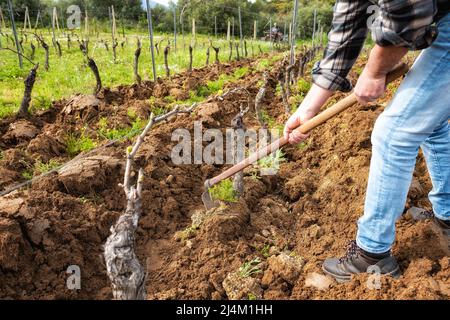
[354, 45, 408, 105]
[284, 109, 316, 144]
[283, 84, 333, 145]
[354, 67, 387, 105]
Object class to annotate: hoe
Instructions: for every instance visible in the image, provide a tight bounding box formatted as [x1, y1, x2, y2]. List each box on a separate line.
[201, 63, 410, 210]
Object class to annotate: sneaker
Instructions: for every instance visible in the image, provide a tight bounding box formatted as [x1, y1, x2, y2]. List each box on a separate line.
[322, 240, 401, 283]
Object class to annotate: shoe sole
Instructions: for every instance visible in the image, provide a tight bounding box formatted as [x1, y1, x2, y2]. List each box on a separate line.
[322, 265, 401, 283]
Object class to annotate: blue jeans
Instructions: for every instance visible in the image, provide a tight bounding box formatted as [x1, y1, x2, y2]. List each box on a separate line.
[356, 13, 450, 254]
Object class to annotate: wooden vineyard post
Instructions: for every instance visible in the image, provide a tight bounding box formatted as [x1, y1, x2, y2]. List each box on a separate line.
[269, 17, 272, 51]
[23, 7, 32, 32]
[34, 10, 41, 30]
[253, 20, 257, 40]
[227, 19, 231, 42]
[145, 0, 157, 81]
[53, 7, 60, 35]
[214, 16, 217, 39]
[85, 9, 89, 38]
[290, 0, 299, 65]
[51, 7, 57, 46]
[312, 8, 317, 49]
[173, 6, 177, 52]
[0, 6, 5, 31]
[238, 6, 243, 57]
[7, 0, 23, 68]
[109, 6, 118, 62]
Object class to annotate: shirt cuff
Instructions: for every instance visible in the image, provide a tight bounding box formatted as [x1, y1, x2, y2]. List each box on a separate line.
[311, 61, 353, 93]
[371, 23, 438, 50]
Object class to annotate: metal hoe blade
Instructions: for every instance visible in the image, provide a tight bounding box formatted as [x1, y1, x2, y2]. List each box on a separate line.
[201, 179, 220, 210]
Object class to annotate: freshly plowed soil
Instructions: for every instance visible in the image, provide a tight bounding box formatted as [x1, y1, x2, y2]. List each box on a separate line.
[0, 51, 449, 300]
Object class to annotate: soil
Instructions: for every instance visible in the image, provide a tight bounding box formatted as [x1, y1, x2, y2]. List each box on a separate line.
[0, 51, 449, 300]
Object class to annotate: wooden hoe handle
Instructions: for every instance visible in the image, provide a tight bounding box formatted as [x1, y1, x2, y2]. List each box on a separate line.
[205, 63, 410, 188]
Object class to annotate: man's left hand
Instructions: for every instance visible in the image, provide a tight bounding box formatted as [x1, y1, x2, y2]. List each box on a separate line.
[354, 67, 387, 105]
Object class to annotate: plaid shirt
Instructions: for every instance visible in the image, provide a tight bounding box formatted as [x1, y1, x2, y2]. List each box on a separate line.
[312, 0, 450, 92]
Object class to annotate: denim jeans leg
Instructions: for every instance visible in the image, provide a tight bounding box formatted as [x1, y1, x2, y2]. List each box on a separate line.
[421, 120, 450, 221]
[356, 15, 450, 253]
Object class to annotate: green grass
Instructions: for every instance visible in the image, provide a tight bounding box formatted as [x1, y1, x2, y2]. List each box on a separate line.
[238, 258, 263, 278]
[0, 30, 275, 118]
[209, 178, 238, 203]
[197, 66, 251, 97]
[66, 130, 97, 157]
[257, 149, 286, 170]
[297, 78, 312, 95]
[34, 159, 62, 175]
[97, 116, 145, 140]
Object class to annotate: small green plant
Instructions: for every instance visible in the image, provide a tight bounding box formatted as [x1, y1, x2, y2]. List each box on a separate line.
[257, 149, 286, 170]
[127, 108, 137, 120]
[97, 117, 145, 140]
[260, 110, 275, 128]
[22, 169, 34, 180]
[239, 258, 262, 278]
[297, 79, 311, 95]
[233, 66, 250, 79]
[0, 150, 3, 160]
[66, 130, 96, 157]
[297, 141, 310, 150]
[260, 243, 272, 258]
[248, 293, 257, 300]
[34, 159, 61, 175]
[209, 178, 238, 203]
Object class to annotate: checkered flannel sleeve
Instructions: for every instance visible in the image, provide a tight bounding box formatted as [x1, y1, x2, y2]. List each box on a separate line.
[313, 0, 438, 92]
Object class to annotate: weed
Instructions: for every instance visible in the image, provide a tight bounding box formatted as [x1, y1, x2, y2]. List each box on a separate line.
[209, 178, 238, 203]
[22, 169, 33, 180]
[127, 108, 137, 120]
[66, 130, 96, 157]
[34, 159, 61, 175]
[260, 110, 275, 128]
[297, 141, 310, 150]
[238, 258, 262, 278]
[257, 149, 286, 171]
[97, 117, 145, 140]
[297, 79, 311, 95]
[260, 243, 272, 258]
[248, 293, 257, 300]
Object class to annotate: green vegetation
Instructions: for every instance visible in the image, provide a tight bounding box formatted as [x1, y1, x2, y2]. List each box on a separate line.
[66, 130, 97, 157]
[197, 67, 251, 97]
[34, 159, 62, 175]
[257, 149, 287, 170]
[248, 293, 257, 300]
[209, 178, 238, 203]
[260, 243, 272, 258]
[0, 32, 273, 119]
[97, 117, 145, 140]
[238, 258, 263, 278]
[297, 78, 312, 95]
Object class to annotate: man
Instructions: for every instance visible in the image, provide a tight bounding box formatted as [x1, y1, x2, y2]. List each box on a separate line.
[284, 0, 450, 282]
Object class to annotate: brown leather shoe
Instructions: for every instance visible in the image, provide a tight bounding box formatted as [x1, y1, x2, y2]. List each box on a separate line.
[433, 217, 450, 250]
[322, 241, 401, 283]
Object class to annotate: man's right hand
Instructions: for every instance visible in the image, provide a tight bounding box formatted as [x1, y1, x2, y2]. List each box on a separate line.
[283, 109, 315, 144]
[283, 83, 334, 145]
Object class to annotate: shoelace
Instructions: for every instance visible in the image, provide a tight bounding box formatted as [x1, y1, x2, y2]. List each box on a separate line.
[339, 240, 360, 263]
[420, 210, 435, 219]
